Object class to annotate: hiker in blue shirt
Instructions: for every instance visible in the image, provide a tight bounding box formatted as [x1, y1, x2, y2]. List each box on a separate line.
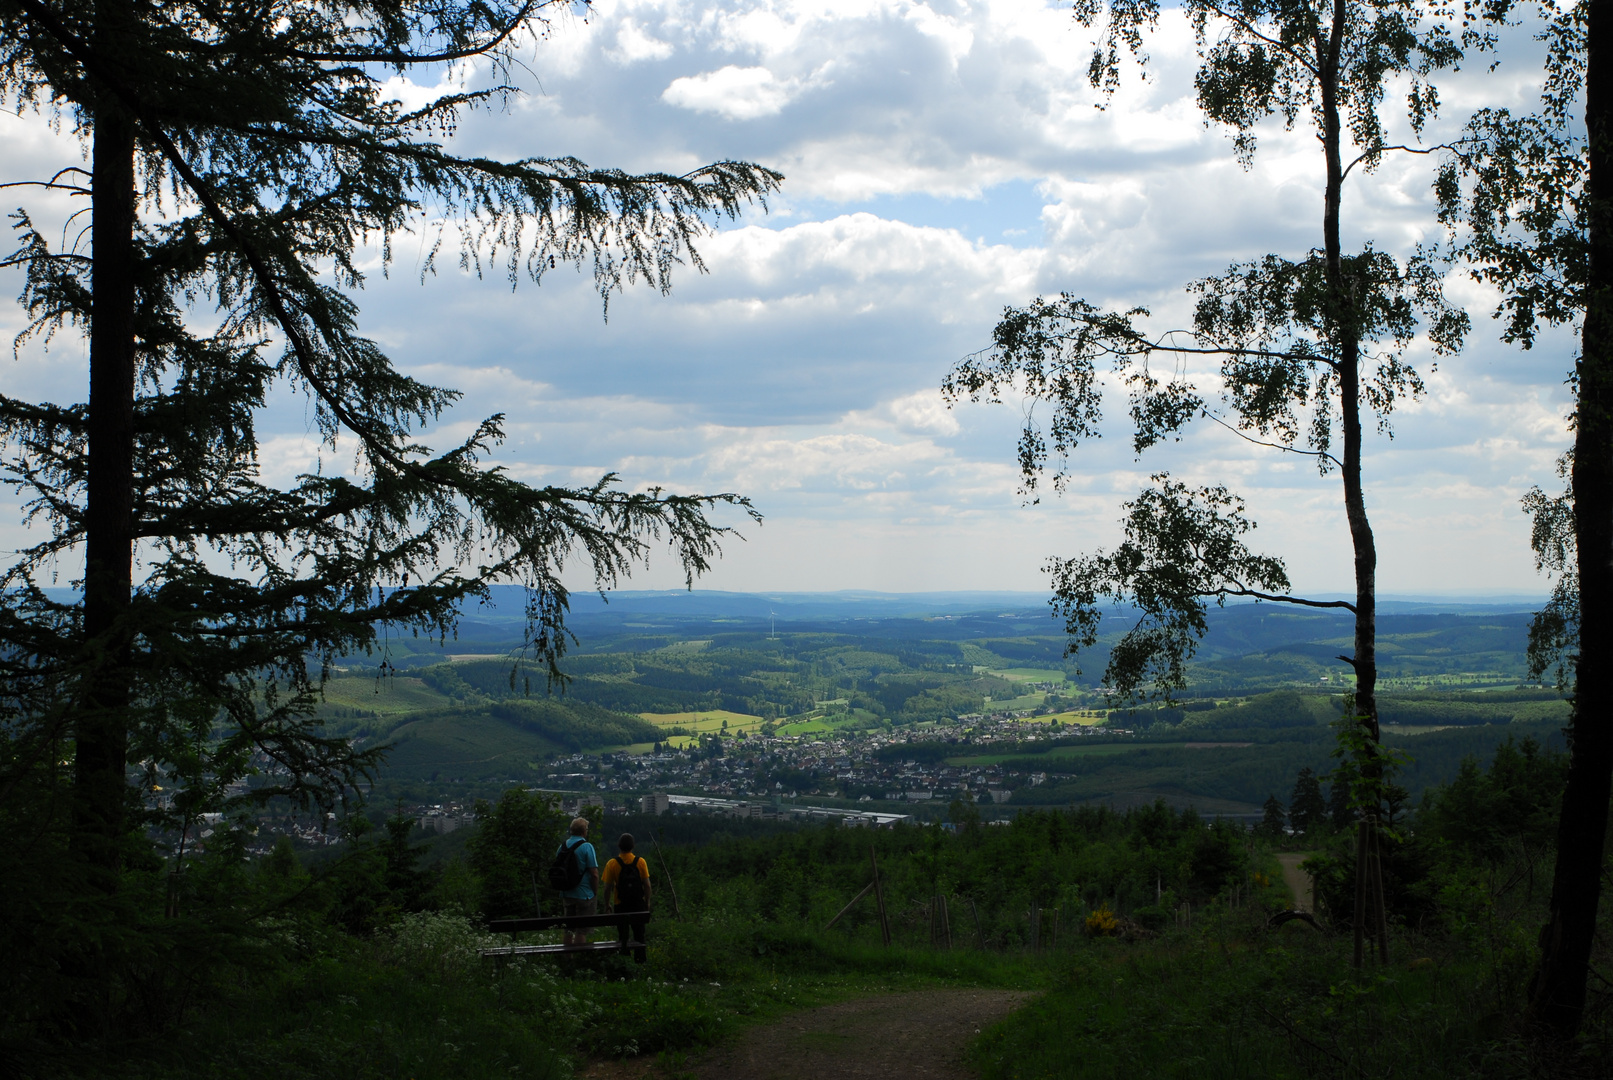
[558, 817, 600, 946]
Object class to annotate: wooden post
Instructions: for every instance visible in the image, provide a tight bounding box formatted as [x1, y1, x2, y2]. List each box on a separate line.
[824, 880, 875, 931]
[1371, 824, 1390, 963]
[651, 830, 683, 920]
[1353, 820, 1370, 966]
[869, 845, 891, 947]
[941, 894, 952, 950]
[1030, 902, 1040, 951]
[970, 896, 985, 949]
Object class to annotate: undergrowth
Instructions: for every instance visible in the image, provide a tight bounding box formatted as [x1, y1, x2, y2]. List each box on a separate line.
[73, 911, 1053, 1080]
[971, 907, 1613, 1080]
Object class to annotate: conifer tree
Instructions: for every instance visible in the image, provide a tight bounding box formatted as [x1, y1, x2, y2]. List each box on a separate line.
[1260, 794, 1288, 839]
[1289, 767, 1329, 835]
[0, 0, 778, 907]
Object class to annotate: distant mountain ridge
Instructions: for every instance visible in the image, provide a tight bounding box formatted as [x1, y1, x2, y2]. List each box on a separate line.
[35, 583, 1547, 621]
[498, 586, 1548, 618]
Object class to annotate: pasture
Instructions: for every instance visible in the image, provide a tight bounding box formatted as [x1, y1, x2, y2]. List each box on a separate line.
[638, 709, 766, 747]
[319, 675, 453, 716]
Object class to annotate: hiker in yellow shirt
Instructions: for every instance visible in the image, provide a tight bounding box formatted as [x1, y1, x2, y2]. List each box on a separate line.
[600, 833, 652, 963]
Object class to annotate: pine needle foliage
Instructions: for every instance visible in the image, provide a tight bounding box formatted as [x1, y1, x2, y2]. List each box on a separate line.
[0, 0, 779, 1032]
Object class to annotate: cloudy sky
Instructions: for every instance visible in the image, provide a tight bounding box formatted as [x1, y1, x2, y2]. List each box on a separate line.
[0, 0, 1576, 598]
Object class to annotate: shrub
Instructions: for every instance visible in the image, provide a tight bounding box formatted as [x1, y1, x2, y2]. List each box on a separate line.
[384, 911, 503, 982]
[1086, 906, 1119, 937]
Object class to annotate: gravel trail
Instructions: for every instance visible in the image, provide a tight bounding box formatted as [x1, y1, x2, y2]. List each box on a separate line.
[1276, 852, 1314, 912]
[580, 988, 1031, 1080]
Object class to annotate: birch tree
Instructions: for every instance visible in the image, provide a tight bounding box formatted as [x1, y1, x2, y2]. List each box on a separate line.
[945, 0, 1478, 964]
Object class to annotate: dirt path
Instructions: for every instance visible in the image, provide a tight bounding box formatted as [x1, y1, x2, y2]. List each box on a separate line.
[581, 988, 1032, 1080]
[1276, 852, 1313, 912]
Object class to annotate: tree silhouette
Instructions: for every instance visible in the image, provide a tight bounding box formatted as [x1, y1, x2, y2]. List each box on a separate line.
[1260, 794, 1288, 840]
[1435, 0, 1608, 1033]
[0, 0, 778, 1015]
[1289, 767, 1329, 835]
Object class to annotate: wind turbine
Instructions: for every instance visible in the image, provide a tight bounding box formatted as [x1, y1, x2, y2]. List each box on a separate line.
[769, 610, 777, 639]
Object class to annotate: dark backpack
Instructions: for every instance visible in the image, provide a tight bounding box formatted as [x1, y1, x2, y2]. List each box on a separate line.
[547, 837, 585, 892]
[613, 854, 647, 909]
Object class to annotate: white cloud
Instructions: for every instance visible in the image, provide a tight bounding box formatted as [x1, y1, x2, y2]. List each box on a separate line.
[886, 390, 961, 436]
[662, 65, 817, 120]
[610, 18, 675, 63]
[0, 0, 1576, 594]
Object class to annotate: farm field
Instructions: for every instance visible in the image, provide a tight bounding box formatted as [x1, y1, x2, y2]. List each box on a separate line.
[987, 693, 1047, 710]
[968, 710, 1105, 727]
[319, 675, 453, 716]
[1376, 672, 1520, 690]
[985, 666, 1069, 682]
[948, 743, 1140, 766]
[1042, 709, 1108, 726]
[596, 740, 658, 755]
[638, 709, 766, 747]
[775, 709, 882, 737]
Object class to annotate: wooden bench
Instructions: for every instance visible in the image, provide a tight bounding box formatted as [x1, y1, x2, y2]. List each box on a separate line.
[481, 911, 652, 957]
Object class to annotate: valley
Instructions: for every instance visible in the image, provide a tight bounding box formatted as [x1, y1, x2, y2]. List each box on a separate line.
[276, 592, 1569, 847]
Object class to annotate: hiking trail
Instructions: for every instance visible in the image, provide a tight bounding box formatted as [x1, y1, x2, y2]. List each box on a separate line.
[1276, 852, 1313, 912]
[581, 987, 1031, 1080]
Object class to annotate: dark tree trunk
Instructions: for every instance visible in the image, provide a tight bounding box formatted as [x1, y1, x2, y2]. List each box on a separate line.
[71, 78, 138, 877]
[1318, 0, 1387, 967]
[1531, 0, 1613, 1036]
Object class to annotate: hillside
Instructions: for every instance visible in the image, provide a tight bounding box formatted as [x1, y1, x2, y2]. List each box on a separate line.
[316, 597, 1565, 812]
[314, 677, 664, 781]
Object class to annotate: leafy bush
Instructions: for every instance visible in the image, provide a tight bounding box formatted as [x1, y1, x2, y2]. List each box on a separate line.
[384, 911, 503, 981]
[468, 788, 566, 919]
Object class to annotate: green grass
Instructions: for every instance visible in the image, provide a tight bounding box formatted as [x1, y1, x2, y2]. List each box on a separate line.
[970, 912, 1536, 1080]
[639, 709, 765, 734]
[596, 741, 658, 755]
[986, 667, 1070, 683]
[320, 675, 455, 716]
[948, 744, 1137, 766]
[640, 710, 766, 747]
[775, 718, 833, 735]
[1376, 672, 1524, 691]
[128, 906, 1564, 1080]
[111, 912, 1052, 1080]
[1042, 709, 1109, 726]
[988, 693, 1049, 711]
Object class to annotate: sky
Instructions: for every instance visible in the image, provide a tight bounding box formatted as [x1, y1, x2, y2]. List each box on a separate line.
[0, 0, 1578, 598]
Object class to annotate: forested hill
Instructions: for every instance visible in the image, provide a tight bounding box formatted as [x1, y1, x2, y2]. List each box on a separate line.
[317, 592, 1563, 809]
[358, 589, 1544, 694]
